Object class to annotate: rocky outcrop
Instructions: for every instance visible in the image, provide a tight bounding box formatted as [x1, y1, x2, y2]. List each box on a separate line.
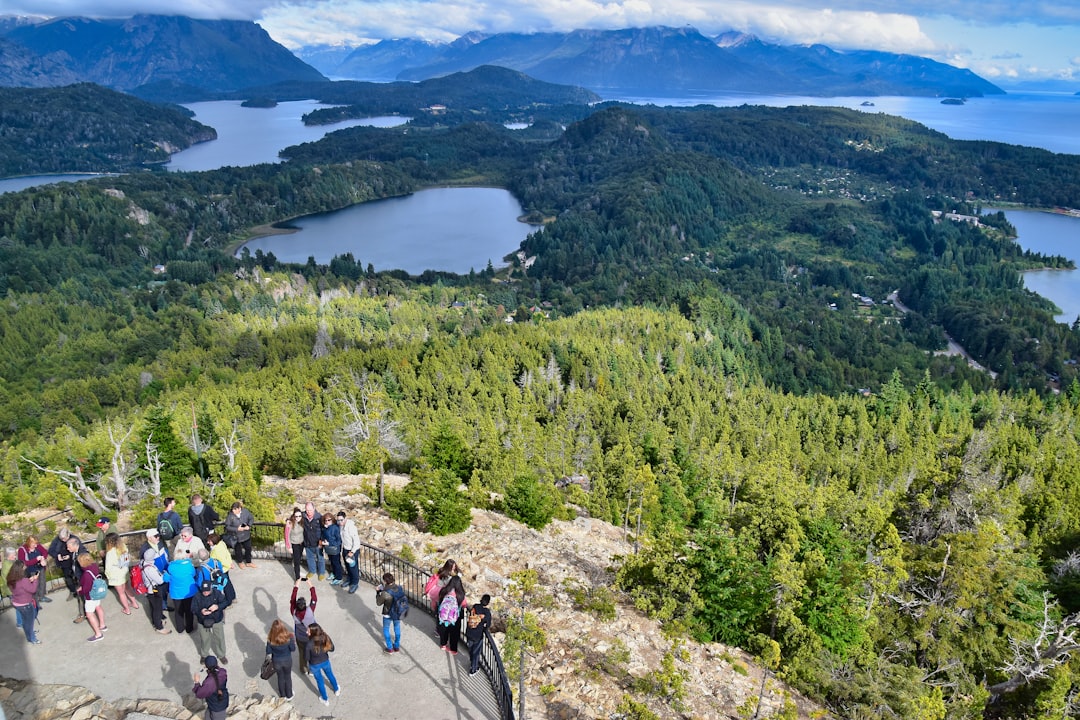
[0, 676, 314, 720]
[272, 474, 828, 719]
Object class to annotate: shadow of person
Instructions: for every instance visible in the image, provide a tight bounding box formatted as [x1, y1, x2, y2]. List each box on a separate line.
[159, 649, 195, 695]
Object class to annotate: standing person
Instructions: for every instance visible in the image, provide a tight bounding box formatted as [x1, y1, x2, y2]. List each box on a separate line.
[425, 559, 457, 612]
[104, 532, 139, 615]
[301, 502, 325, 581]
[157, 497, 183, 546]
[77, 552, 107, 642]
[305, 623, 340, 707]
[141, 529, 171, 635]
[188, 494, 221, 546]
[290, 577, 318, 675]
[265, 618, 296, 700]
[17, 535, 50, 604]
[174, 526, 207, 559]
[376, 572, 407, 653]
[283, 508, 305, 581]
[164, 552, 198, 634]
[206, 532, 236, 606]
[49, 529, 85, 621]
[320, 513, 343, 586]
[466, 594, 493, 676]
[94, 517, 110, 560]
[191, 579, 229, 664]
[437, 574, 467, 655]
[6, 561, 41, 644]
[224, 501, 255, 569]
[337, 511, 361, 594]
[192, 655, 230, 720]
[64, 536, 89, 623]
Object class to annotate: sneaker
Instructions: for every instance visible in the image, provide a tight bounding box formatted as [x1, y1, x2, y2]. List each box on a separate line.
[73, 615, 86, 624]
[101, 626, 109, 632]
[334, 688, 341, 697]
[30, 638, 42, 645]
[285, 695, 293, 701]
[392, 647, 400, 653]
[469, 669, 478, 676]
[320, 698, 330, 707]
[384, 647, 394, 654]
[328, 578, 339, 586]
[88, 635, 103, 643]
[348, 585, 358, 594]
[318, 574, 326, 582]
[156, 628, 172, 635]
[40, 596, 52, 603]
[220, 657, 228, 666]
[306, 572, 314, 580]
[449, 650, 458, 655]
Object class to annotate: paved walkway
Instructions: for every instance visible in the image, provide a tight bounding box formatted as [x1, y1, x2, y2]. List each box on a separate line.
[0, 559, 500, 720]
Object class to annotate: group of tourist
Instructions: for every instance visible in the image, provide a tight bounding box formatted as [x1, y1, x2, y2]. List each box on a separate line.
[4, 496, 497, 717]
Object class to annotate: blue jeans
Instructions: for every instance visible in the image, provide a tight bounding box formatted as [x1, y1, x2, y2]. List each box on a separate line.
[304, 546, 325, 576]
[310, 659, 338, 700]
[15, 604, 37, 642]
[383, 616, 401, 650]
[344, 552, 360, 589]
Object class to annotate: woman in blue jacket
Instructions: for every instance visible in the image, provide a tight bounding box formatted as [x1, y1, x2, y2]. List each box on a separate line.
[163, 556, 198, 633]
[320, 514, 343, 586]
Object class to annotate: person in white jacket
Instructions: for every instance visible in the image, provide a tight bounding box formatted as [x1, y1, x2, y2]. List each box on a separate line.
[336, 511, 361, 594]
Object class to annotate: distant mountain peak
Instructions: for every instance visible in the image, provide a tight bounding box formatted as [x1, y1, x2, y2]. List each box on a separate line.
[713, 30, 758, 48]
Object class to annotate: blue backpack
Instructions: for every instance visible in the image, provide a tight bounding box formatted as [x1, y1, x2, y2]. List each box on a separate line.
[389, 586, 409, 620]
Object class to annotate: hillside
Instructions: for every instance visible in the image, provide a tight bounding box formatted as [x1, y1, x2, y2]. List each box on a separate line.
[0, 84, 216, 176]
[2, 15, 326, 93]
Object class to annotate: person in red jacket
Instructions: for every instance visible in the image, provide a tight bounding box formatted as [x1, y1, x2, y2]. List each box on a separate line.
[17, 535, 50, 604]
[291, 577, 318, 674]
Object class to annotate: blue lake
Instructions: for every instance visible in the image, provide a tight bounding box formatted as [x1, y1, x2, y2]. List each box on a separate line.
[238, 187, 541, 275]
[998, 209, 1080, 324]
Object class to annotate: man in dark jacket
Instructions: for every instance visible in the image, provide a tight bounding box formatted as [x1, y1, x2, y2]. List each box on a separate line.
[301, 502, 325, 580]
[188, 494, 221, 545]
[191, 580, 230, 664]
[465, 594, 493, 676]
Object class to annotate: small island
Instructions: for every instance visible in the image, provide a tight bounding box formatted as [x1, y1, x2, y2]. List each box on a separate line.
[940, 97, 966, 105]
[241, 97, 278, 108]
[860, 101, 875, 106]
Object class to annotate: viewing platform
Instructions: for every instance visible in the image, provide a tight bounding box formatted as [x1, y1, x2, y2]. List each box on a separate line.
[0, 549, 507, 719]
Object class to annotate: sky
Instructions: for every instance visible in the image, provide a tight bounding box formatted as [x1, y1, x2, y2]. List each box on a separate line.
[4, 0, 1080, 86]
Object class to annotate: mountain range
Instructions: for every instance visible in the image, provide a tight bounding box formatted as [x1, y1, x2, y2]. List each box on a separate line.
[0, 15, 1002, 100]
[0, 15, 326, 93]
[308, 26, 1004, 98]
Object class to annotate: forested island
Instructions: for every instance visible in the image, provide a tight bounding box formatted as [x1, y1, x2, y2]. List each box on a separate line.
[3, 80, 1080, 719]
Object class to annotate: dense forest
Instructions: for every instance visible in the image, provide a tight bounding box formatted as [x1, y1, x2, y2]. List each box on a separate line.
[4, 84, 1080, 719]
[0, 84, 216, 176]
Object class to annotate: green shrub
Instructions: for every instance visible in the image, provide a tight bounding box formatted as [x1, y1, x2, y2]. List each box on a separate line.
[502, 473, 558, 529]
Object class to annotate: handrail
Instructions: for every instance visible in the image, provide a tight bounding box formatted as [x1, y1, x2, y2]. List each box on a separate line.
[125, 520, 517, 720]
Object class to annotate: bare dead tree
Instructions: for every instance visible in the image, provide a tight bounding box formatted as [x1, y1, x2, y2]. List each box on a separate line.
[989, 594, 1080, 696]
[104, 421, 137, 510]
[332, 371, 406, 506]
[144, 434, 162, 498]
[220, 421, 239, 473]
[21, 458, 107, 515]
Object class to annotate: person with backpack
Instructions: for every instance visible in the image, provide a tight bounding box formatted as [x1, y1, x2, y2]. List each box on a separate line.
[305, 623, 341, 707]
[425, 559, 457, 612]
[188, 494, 221, 546]
[376, 572, 408, 653]
[141, 529, 171, 635]
[191, 579, 230, 664]
[206, 532, 236, 606]
[77, 552, 108, 642]
[466, 594, 493, 676]
[192, 655, 230, 720]
[291, 577, 318, 675]
[437, 574, 467, 654]
[337, 511, 361, 594]
[157, 497, 183, 548]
